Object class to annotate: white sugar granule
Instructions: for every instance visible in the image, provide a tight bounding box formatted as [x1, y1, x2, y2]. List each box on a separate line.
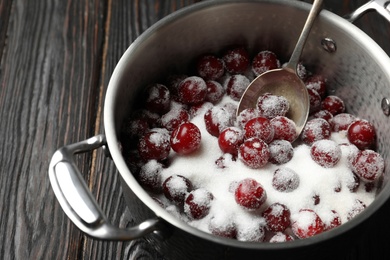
[155, 96, 378, 237]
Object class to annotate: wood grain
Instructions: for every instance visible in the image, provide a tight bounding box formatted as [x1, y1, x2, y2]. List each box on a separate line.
[1, 0, 390, 259]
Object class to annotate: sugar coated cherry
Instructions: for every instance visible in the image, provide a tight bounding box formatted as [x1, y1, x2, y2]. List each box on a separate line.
[209, 214, 237, 238]
[163, 174, 192, 205]
[144, 83, 171, 115]
[244, 117, 274, 143]
[323, 210, 342, 231]
[305, 74, 327, 98]
[138, 160, 163, 192]
[350, 149, 384, 182]
[205, 80, 225, 104]
[347, 119, 376, 150]
[178, 76, 207, 104]
[237, 108, 260, 128]
[268, 140, 294, 165]
[170, 122, 201, 155]
[160, 106, 190, 131]
[330, 113, 356, 132]
[234, 178, 267, 210]
[321, 95, 345, 115]
[236, 218, 266, 242]
[270, 116, 297, 142]
[269, 232, 294, 243]
[252, 50, 280, 76]
[218, 127, 244, 156]
[347, 199, 366, 220]
[204, 106, 234, 137]
[222, 46, 250, 74]
[292, 209, 325, 239]
[138, 128, 171, 161]
[272, 167, 300, 192]
[257, 93, 289, 119]
[226, 74, 250, 101]
[262, 203, 291, 233]
[308, 88, 322, 114]
[184, 188, 214, 220]
[238, 138, 270, 169]
[301, 118, 331, 145]
[313, 110, 333, 123]
[310, 140, 341, 168]
[196, 54, 225, 80]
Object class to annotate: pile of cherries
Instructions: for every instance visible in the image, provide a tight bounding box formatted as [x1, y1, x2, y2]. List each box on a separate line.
[120, 46, 384, 242]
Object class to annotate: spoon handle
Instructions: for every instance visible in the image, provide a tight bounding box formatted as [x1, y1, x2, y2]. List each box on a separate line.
[287, 0, 323, 71]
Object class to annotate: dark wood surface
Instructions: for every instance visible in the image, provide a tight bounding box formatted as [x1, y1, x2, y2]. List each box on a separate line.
[1, 0, 390, 259]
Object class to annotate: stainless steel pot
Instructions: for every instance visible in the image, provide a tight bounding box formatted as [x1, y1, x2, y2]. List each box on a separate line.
[49, 0, 390, 258]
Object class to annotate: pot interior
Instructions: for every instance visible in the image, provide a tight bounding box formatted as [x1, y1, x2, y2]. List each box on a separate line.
[105, 0, 390, 249]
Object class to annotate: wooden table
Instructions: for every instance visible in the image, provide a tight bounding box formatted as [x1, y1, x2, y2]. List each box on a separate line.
[1, 0, 390, 259]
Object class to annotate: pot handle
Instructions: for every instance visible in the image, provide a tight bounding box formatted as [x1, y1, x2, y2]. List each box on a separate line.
[345, 0, 390, 23]
[48, 134, 161, 240]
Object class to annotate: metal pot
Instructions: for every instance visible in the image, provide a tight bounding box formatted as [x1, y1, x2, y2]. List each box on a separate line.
[49, 0, 390, 258]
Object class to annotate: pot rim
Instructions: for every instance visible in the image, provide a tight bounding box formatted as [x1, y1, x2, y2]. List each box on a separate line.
[104, 0, 390, 250]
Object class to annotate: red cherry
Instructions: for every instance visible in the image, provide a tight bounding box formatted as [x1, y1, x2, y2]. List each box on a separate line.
[272, 167, 300, 192]
[196, 54, 225, 80]
[218, 127, 244, 156]
[305, 74, 327, 98]
[226, 74, 250, 101]
[270, 116, 297, 142]
[144, 83, 171, 114]
[310, 140, 342, 168]
[205, 80, 225, 104]
[170, 122, 201, 155]
[238, 138, 270, 169]
[234, 178, 267, 210]
[222, 46, 250, 74]
[160, 106, 190, 131]
[300, 118, 331, 145]
[350, 149, 384, 182]
[321, 95, 345, 115]
[244, 117, 274, 143]
[256, 93, 289, 119]
[138, 160, 163, 192]
[138, 129, 171, 161]
[204, 106, 234, 137]
[162, 174, 192, 205]
[252, 50, 280, 76]
[292, 209, 325, 239]
[330, 113, 356, 132]
[178, 76, 207, 104]
[262, 203, 291, 232]
[347, 119, 376, 150]
[184, 188, 214, 219]
[268, 140, 294, 165]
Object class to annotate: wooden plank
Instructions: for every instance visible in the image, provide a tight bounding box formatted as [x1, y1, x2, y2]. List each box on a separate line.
[0, 0, 106, 258]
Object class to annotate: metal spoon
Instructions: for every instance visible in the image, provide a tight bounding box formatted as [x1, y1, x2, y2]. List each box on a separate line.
[237, 0, 323, 138]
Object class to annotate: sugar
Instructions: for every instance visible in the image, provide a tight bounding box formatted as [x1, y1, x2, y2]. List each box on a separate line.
[155, 96, 377, 240]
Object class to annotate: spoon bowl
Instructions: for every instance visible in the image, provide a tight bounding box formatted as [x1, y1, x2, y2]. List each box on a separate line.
[237, 67, 310, 135]
[237, 0, 323, 139]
